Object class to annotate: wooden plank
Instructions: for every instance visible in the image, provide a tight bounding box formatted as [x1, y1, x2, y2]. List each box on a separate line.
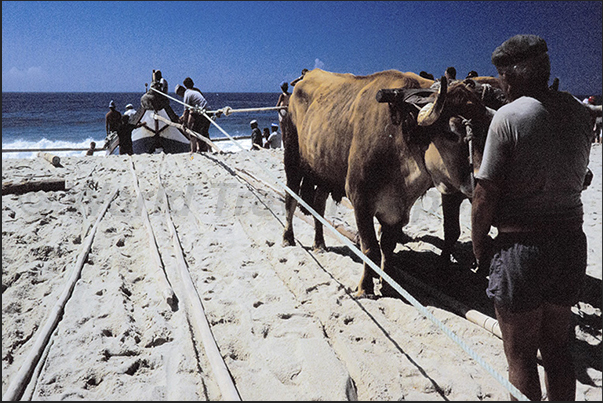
[2, 178, 66, 196]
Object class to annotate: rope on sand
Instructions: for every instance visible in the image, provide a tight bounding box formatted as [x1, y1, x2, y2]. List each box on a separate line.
[2, 188, 119, 402]
[157, 177, 241, 401]
[152, 89, 530, 401]
[129, 160, 177, 307]
[236, 166, 502, 338]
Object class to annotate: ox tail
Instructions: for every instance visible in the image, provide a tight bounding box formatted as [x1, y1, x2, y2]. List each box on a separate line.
[281, 111, 312, 215]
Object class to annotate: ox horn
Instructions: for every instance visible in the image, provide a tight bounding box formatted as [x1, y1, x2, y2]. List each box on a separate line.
[417, 76, 447, 126]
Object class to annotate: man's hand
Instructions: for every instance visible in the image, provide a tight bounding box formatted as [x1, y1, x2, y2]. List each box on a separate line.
[473, 234, 494, 270]
[471, 179, 500, 271]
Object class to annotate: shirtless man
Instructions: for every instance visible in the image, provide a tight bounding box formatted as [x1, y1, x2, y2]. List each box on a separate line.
[276, 81, 290, 128]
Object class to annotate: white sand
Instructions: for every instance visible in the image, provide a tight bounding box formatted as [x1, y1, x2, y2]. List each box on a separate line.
[2, 144, 601, 401]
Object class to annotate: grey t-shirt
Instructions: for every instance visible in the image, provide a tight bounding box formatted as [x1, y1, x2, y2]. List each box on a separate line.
[476, 91, 592, 226]
[183, 89, 208, 113]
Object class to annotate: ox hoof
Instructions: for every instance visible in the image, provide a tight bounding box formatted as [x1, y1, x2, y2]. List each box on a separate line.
[312, 243, 327, 253]
[354, 287, 377, 299]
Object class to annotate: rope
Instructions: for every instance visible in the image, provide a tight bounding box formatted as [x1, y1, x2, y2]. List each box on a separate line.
[150, 87, 286, 116]
[157, 175, 241, 400]
[152, 88, 530, 401]
[151, 113, 222, 153]
[2, 188, 119, 401]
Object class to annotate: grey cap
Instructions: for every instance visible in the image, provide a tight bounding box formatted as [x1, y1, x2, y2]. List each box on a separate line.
[109, 100, 116, 108]
[491, 34, 548, 67]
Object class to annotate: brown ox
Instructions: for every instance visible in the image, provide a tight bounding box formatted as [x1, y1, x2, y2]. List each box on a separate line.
[281, 69, 493, 297]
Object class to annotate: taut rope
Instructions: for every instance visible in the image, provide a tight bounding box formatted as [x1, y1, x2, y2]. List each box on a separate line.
[150, 87, 287, 116]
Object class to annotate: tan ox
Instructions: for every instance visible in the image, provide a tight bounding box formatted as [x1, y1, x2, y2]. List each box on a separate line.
[281, 69, 494, 296]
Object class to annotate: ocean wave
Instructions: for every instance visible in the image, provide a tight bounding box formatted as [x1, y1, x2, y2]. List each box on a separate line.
[2, 136, 253, 159]
[2, 137, 102, 159]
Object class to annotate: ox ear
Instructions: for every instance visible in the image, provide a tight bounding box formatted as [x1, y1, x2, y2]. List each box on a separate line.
[417, 76, 447, 126]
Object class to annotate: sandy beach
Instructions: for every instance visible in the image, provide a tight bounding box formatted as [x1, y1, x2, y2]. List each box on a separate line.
[2, 144, 601, 401]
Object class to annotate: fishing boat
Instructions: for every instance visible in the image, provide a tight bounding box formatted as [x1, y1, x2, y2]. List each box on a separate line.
[107, 70, 190, 155]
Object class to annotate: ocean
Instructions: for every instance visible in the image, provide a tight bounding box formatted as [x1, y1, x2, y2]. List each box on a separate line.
[2, 92, 281, 159]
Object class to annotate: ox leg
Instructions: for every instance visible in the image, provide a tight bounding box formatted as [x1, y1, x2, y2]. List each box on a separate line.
[354, 207, 380, 297]
[440, 192, 464, 267]
[378, 223, 400, 298]
[282, 175, 302, 247]
[312, 187, 329, 251]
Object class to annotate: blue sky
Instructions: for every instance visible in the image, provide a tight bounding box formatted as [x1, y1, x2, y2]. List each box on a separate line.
[2, 1, 602, 95]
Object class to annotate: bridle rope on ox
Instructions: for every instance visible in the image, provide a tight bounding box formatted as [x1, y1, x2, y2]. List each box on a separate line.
[460, 116, 476, 195]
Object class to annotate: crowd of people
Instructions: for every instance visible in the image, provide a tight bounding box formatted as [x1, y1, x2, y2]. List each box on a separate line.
[249, 120, 281, 150]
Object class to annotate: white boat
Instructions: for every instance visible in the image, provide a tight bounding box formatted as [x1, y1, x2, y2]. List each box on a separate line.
[128, 99, 190, 154]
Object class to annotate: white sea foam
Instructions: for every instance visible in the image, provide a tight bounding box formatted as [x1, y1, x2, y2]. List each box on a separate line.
[1, 137, 102, 159]
[1, 137, 253, 159]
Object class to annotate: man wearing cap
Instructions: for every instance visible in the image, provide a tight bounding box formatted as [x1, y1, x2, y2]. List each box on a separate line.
[264, 123, 281, 149]
[249, 120, 263, 150]
[124, 104, 136, 117]
[471, 34, 593, 401]
[105, 100, 122, 137]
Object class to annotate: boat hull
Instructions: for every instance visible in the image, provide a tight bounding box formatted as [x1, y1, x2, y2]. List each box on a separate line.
[131, 108, 190, 154]
[109, 103, 190, 155]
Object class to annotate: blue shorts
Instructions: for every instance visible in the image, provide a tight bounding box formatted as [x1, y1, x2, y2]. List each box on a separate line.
[486, 229, 587, 313]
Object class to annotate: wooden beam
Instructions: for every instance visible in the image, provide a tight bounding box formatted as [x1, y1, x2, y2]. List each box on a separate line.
[2, 178, 66, 196]
[37, 152, 61, 167]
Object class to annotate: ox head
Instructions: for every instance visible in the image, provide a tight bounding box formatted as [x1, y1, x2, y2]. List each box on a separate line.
[416, 77, 495, 198]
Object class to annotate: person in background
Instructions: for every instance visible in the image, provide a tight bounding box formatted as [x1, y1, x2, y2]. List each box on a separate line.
[290, 68, 308, 87]
[264, 123, 282, 149]
[175, 84, 186, 98]
[582, 96, 602, 143]
[86, 141, 96, 156]
[445, 66, 457, 81]
[180, 77, 211, 153]
[117, 114, 135, 155]
[153, 69, 168, 93]
[471, 34, 593, 401]
[250, 119, 263, 150]
[276, 81, 290, 128]
[105, 100, 122, 137]
[262, 127, 270, 147]
[124, 103, 136, 117]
